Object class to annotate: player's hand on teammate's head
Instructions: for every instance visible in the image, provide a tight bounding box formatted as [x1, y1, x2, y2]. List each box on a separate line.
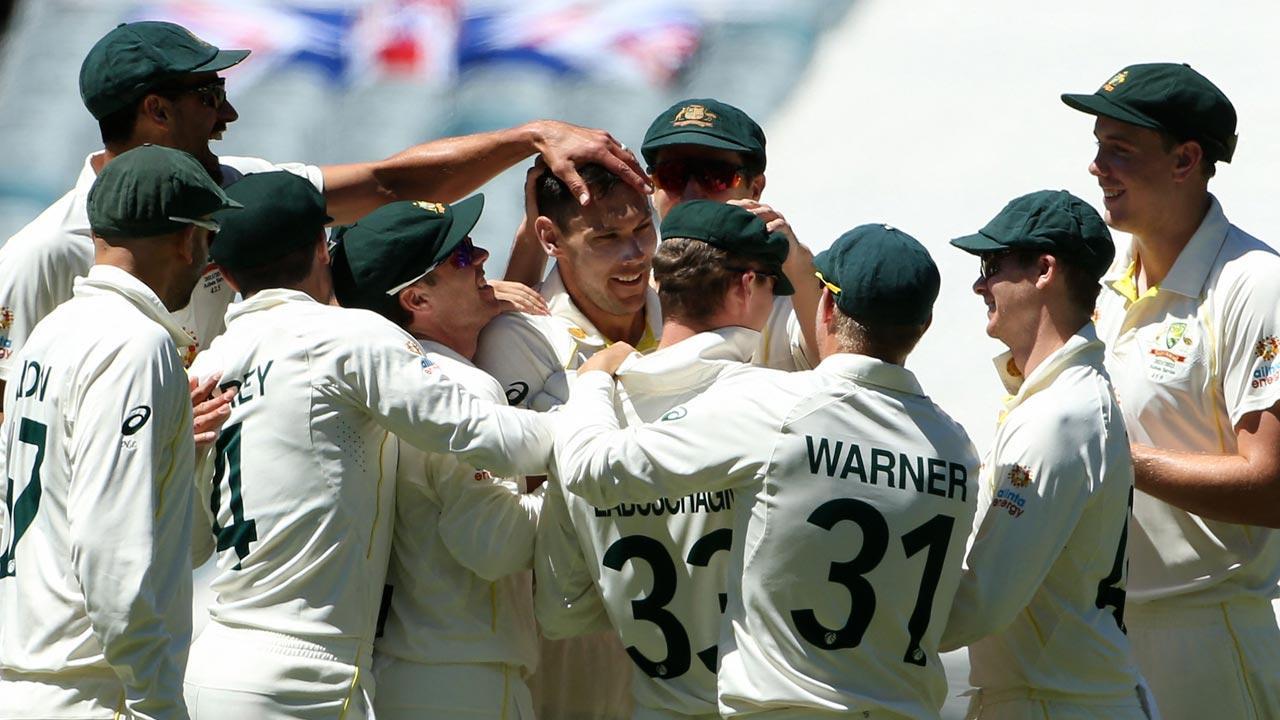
[531, 120, 652, 206]
[190, 373, 236, 454]
[579, 342, 635, 378]
[490, 279, 548, 316]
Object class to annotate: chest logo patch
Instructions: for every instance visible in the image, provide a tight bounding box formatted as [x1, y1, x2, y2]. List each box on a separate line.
[661, 406, 687, 422]
[122, 405, 152, 436]
[1255, 336, 1279, 361]
[1008, 464, 1032, 488]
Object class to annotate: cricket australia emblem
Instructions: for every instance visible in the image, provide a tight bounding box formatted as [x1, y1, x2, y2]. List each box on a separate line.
[672, 104, 717, 128]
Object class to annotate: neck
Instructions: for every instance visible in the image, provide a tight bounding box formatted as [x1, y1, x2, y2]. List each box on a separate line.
[657, 320, 703, 349]
[94, 242, 182, 310]
[411, 323, 484, 361]
[1007, 309, 1081, 379]
[569, 290, 647, 345]
[1131, 190, 1211, 291]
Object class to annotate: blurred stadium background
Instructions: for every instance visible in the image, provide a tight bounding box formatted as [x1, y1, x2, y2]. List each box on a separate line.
[2, 2, 1278, 717]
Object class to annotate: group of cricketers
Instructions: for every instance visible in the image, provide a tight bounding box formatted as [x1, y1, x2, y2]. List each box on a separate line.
[0, 19, 1277, 720]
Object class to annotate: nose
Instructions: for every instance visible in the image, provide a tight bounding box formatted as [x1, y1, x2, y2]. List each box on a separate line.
[972, 274, 988, 296]
[1089, 150, 1105, 179]
[473, 245, 490, 265]
[219, 98, 239, 124]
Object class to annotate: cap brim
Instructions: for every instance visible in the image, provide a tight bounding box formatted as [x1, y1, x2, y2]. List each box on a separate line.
[194, 48, 251, 73]
[1060, 93, 1162, 131]
[949, 233, 1009, 255]
[434, 193, 485, 266]
[641, 132, 755, 164]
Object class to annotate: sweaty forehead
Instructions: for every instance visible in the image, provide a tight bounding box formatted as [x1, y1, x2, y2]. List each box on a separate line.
[565, 187, 652, 235]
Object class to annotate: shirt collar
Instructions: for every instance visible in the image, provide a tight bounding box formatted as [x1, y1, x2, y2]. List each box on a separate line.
[1103, 194, 1229, 300]
[73, 265, 196, 349]
[816, 352, 925, 397]
[225, 288, 318, 324]
[416, 338, 473, 368]
[617, 326, 759, 394]
[992, 323, 1105, 416]
[542, 263, 663, 351]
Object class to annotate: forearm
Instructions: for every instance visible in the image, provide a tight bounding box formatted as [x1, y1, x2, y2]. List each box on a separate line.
[784, 250, 820, 363]
[322, 123, 541, 224]
[1133, 443, 1280, 527]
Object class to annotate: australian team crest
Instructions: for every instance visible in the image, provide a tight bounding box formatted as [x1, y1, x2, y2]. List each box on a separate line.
[1256, 336, 1280, 361]
[1008, 464, 1032, 488]
[1165, 322, 1188, 349]
[1102, 70, 1128, 92]
[672, 104, 717, 128]
[414, 201, 447, 214]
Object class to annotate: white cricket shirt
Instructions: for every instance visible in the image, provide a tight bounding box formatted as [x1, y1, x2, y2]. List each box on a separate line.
[1095, 196, 1280, 605]
[555, 354, 980, 719]
[941, 326, 1144, 700]
[537, 327, 759, 719]
[0, 266, 196, 720]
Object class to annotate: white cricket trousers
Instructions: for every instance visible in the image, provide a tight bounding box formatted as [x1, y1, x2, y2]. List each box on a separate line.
[527, 632, 634, 720]
[184, 621, 373, 720]
[962, 686, 1156, 719]
[0, 668, 130, 719]
[1126, 596, 1280, 720]
[371, 654, 534, 719]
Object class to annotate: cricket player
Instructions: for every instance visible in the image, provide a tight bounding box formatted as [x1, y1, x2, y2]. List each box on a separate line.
[330, 196, 542, 719]
[942, 190, 1154, 719]
[0, 145, 240, 719]
[503, 98, 818, 369]
[182, 172, 553, 719]
[555, 224, 980, 718]
[0, 19, 646, 403]
[535, 200, 792, 720]
[1063, 64, 1280, 718]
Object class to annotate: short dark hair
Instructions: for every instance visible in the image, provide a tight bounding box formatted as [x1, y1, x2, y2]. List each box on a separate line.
[220, 239, 318, 297]
[99, 99, 142, 146]
[372, 274, 437, 328]
[652, 238, 769, 326]
[833, 311, 927, 365]
[535, 164, 626, 229]
[1158, 129, 1217, 179]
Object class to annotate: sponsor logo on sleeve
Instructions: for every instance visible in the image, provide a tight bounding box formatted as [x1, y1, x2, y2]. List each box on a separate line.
[0, 307, 13, 330]
[1008, 464, 1031, 487]
[1252, 335, 1280, 389]
[121, 405, 152, 436]
[660, 406, 687, 422]
[505, 381, 529, 406]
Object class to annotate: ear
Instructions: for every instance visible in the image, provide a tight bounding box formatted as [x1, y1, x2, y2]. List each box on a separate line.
[398, 286, 429, 315]
[533, 216, 564, 258]
[749, 173, 766, 201]
[1035, 254, 1057, 290]
[141, 94, 170, 125]
[1171, 140, 1204, 183]
[819, 286, 837, 330]
[175, 225, 198, 264]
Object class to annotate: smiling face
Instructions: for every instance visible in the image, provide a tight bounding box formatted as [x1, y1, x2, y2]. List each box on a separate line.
[419, 239, 500, 327]
[551, 185, 657, 320]
[1089, 116, 1182, 236]
[972, 251, 1040, 343]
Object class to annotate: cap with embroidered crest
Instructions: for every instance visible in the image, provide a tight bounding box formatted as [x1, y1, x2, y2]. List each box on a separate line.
[1061, 62, 1237, 163]
[641, 98, 766, 171]
[331, 194, 485, 313]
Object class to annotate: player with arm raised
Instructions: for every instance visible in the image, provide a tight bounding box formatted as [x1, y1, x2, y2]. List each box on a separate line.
[555, 225, 979, 718]
[182, 172, 552, 720]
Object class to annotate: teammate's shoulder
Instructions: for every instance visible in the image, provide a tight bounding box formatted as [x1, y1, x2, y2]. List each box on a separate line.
[0, 192, 92, 266]
[219, 156, 324, 191]
[475, 311, 563, 363]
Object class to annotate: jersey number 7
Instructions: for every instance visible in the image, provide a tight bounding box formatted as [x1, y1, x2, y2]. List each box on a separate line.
[0, 418, 47, 579]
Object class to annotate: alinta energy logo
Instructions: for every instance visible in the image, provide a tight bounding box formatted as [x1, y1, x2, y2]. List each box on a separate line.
[1252, 336, 1280, 390]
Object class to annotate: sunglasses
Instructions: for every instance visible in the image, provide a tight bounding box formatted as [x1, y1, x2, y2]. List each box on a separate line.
[649, 159, 745, 194]
[727, 266, 780, 284]
[978, 250, 1025, 280]
[157, 78, 227, 110]
[384, 238, 479, 296]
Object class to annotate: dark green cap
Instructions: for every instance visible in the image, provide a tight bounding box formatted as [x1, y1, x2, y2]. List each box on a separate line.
[87, 144, 240, 239]
[80, 21, 250, 121]
[641, 98, 766, 171]
[814, 224, 939, 325]
[331, 195, 485, 312]
[660, 199, 793, 295]
[210, 172, 331, 268]
[1062, 62, 1237, 163]
[951, 190, 1115, 280]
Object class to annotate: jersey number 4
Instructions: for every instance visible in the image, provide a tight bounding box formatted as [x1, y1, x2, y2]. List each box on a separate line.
[210, 423, 258, 570]
[0, 418, 47, 579]
[603, 528, 732, 679]
[791, 498, 954, 667]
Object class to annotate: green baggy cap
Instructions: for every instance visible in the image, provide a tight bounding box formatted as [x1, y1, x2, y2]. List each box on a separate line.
[331, 195, 485, 312]
[80, 21, 250, 121]
[814, 224, 939, 325]
[660, 199, 792, 295]
[951, 190, 1115, 280]
[87, 144, 241, 239]
[1061, 62, 1237, 163]
[641, 98, 766, 171]
[211, 172, 331, 268]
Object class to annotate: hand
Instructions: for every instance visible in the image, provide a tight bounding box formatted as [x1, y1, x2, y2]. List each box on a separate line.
[190, 373, 236, 454]
[579, 342, 635, 377]
[529, 120, 651, 205]
[490, 279, 548, 315]
[727, 198, 814, 276]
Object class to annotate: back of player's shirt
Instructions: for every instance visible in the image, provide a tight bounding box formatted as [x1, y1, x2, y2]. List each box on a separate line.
[719, 358, 979, 718]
